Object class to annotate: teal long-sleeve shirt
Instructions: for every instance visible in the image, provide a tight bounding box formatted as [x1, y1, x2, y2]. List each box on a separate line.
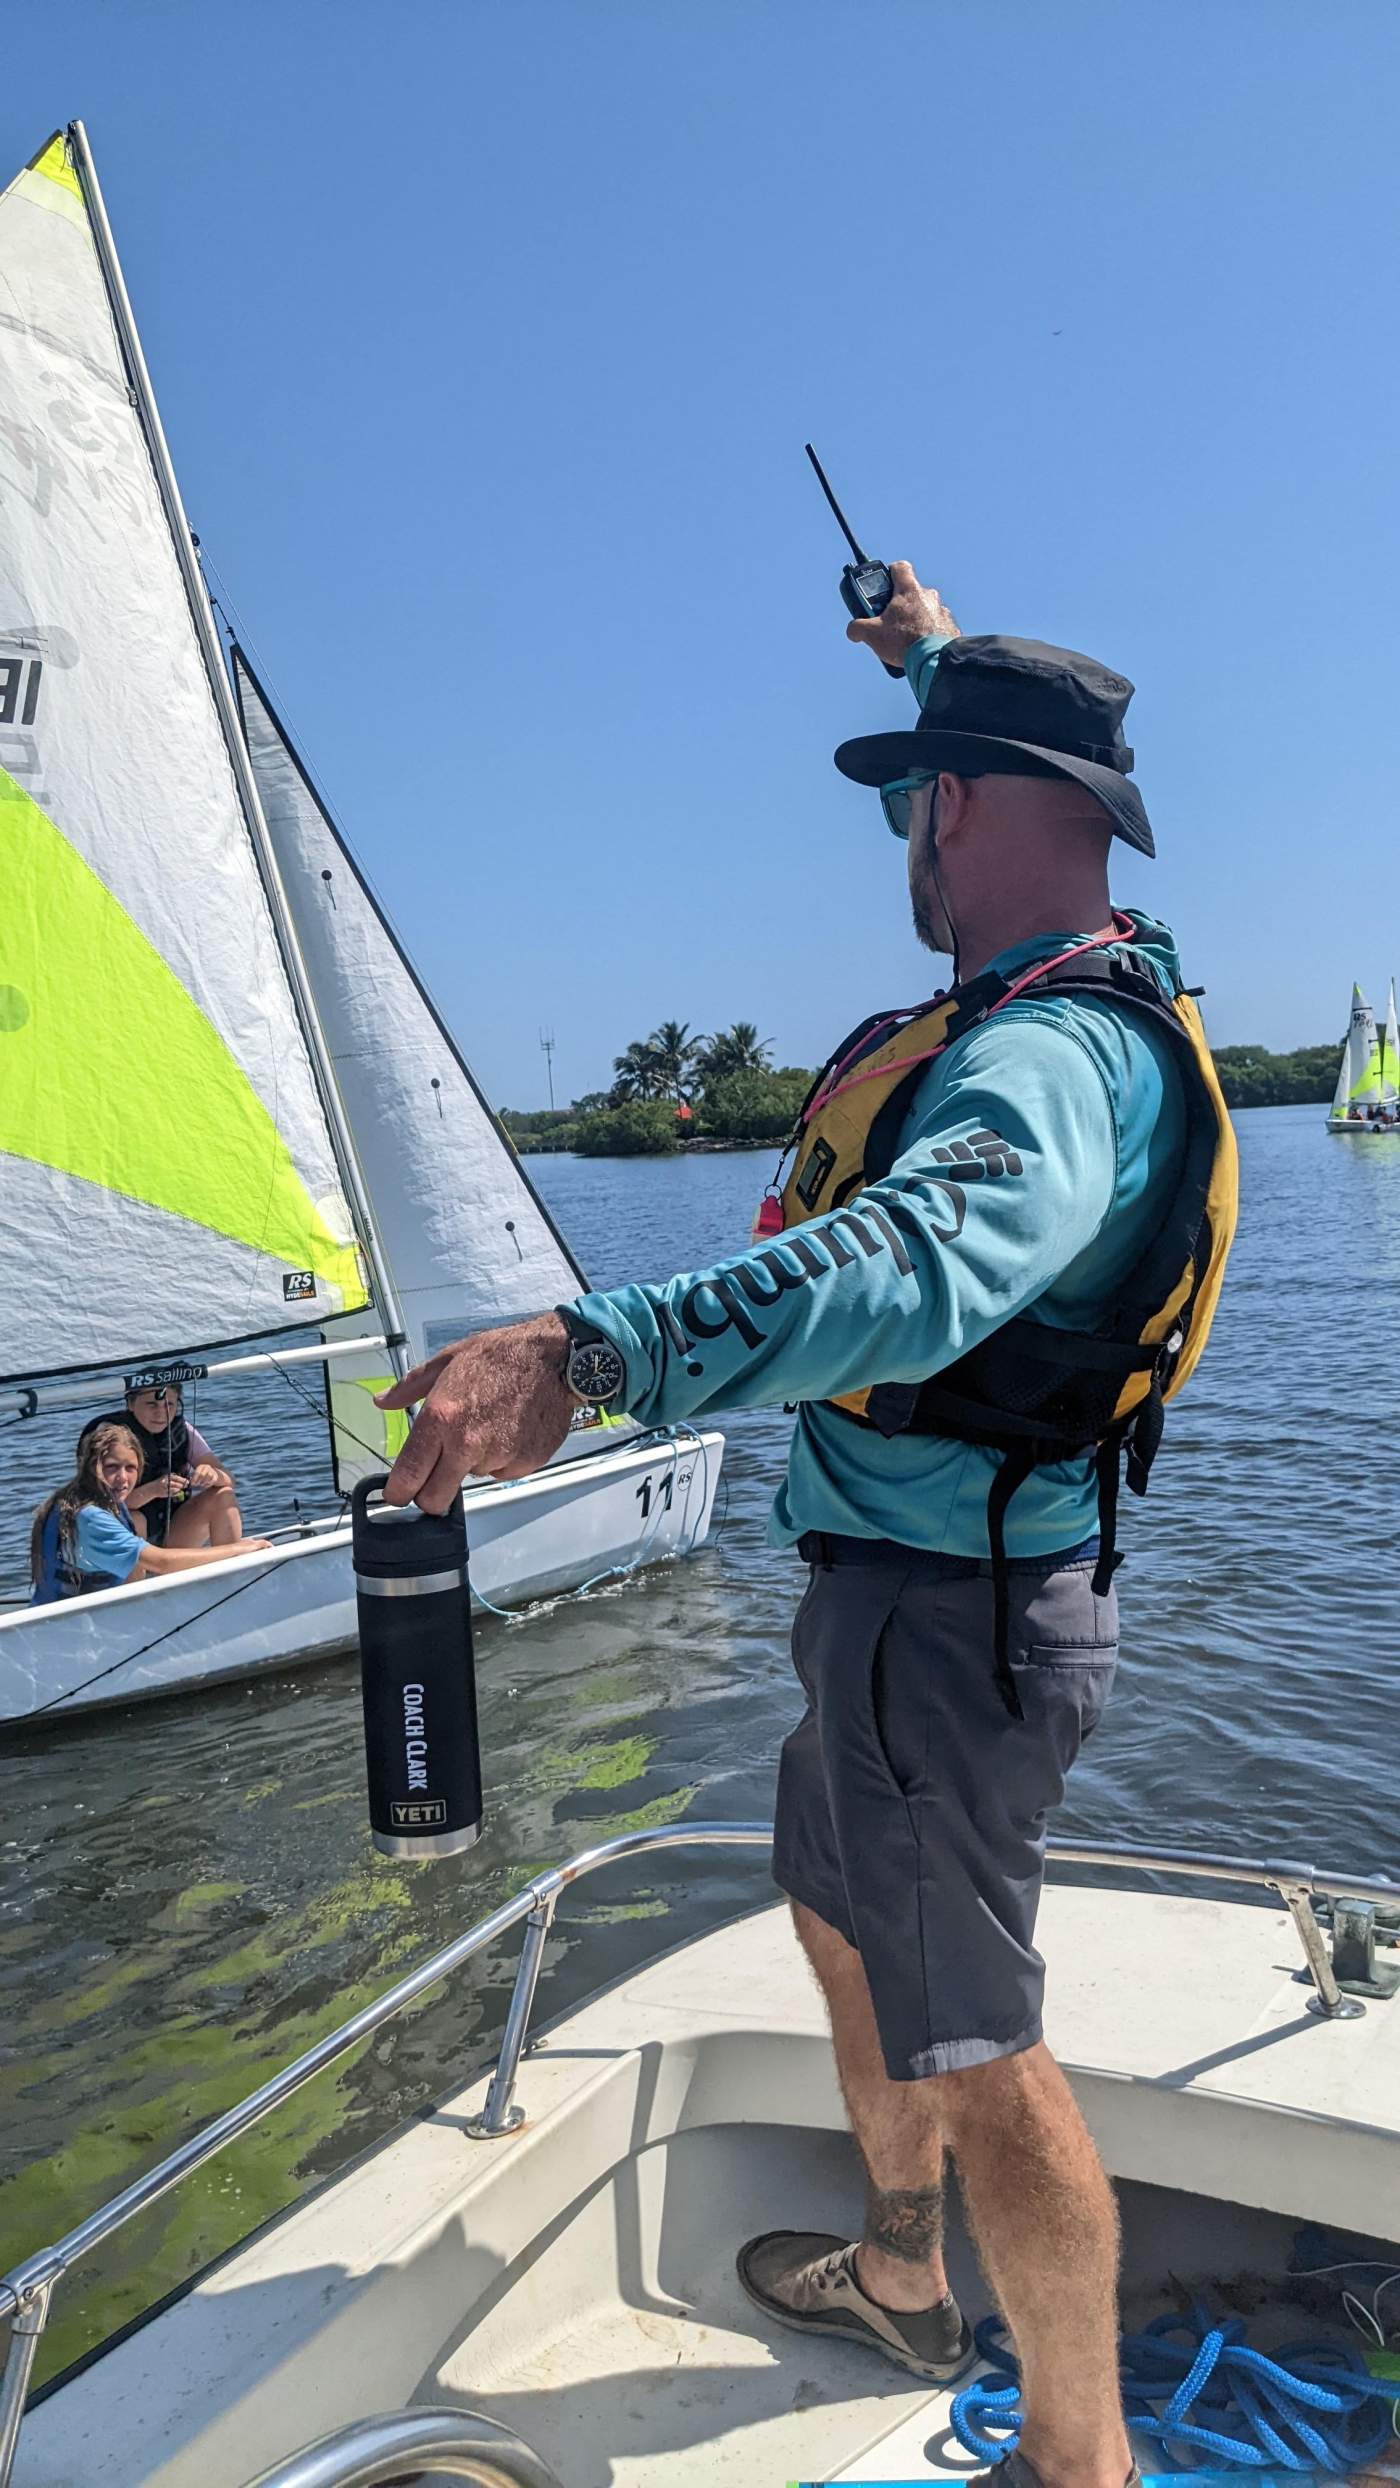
[569, 639, 1187, 1556]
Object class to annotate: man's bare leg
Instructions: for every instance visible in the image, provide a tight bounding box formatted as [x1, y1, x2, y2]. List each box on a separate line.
[793, 1902, 1130, 2488]
[941, 2043, 1129, 2488]
[792, 1902, 949, 2312]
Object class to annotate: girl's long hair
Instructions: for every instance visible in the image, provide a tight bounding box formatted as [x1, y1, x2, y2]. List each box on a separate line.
[30, 1421, 144, 1589]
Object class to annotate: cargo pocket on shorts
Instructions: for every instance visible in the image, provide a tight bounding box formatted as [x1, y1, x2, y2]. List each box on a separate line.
[1007, 1642, 1118, 1791]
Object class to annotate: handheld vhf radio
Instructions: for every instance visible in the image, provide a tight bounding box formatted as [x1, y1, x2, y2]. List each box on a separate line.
[805, 444, 904, 679]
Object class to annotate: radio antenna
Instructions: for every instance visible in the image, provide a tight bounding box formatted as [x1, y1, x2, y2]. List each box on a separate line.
[804, 443, 868, 566]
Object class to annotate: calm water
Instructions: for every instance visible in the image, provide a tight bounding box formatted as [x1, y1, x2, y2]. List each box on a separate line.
[1, 1111, 1398, 2380]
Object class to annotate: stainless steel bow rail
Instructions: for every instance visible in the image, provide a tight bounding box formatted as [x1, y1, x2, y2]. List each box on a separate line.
[0, 1823, 1394, 2486]
[244, 2405, 563, 2487]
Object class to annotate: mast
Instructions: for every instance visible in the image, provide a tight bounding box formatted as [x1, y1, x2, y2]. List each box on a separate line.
[67, 121, 408, 1376]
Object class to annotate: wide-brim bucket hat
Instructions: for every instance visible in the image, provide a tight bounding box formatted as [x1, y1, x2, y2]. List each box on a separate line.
[834, 633, 1155, 858]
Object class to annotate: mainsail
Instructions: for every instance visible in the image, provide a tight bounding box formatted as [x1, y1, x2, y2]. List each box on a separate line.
[1381, 981, 1400, 1108]
[231, 647, 588, 1483]
[0, 132, 371, 1382]
[1330, 985, 1383, 1118]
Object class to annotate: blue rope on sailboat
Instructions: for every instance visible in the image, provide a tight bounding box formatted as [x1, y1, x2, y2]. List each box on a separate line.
[949, 2308, 1397, 2472]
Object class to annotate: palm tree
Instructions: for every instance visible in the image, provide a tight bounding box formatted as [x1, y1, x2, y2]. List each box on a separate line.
[610, 1041, 665, 1103]
[700, 1021, 773, 1087]
[648, 1019, 706, 1105]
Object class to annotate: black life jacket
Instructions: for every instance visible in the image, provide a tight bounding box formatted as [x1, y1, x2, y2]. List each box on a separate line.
[759, 921, 1239, 1712]
[96, 1404, 191, 1484]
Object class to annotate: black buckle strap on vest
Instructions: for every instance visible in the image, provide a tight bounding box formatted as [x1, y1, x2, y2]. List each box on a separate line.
[1091, 1440, 1123, 1599]
[1126, 1359, 1167, 1498]
[863, 1379, 925, 1440]
[986, 1445, 1035, 1720]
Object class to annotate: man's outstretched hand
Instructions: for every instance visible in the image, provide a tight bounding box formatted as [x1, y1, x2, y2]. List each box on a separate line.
[375, 1311, 578, 1511]
[846, 560, 960, 670]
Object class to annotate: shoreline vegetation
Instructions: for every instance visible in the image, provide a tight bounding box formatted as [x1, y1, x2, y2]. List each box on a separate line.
[503, 1025, 1343, 1156]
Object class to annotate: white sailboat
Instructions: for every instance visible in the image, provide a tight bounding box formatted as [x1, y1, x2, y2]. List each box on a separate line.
[0, 127, 722, 1725]
[1326, 979, 1400, 1131]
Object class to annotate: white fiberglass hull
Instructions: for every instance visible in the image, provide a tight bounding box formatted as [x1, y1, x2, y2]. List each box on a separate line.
[1326, 1114, 1400, 1132]
[14, 1862, 1400, 2488]
[0, 1430, 722, 1726]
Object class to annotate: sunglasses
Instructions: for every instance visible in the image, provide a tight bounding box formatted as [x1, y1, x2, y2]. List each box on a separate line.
[879, 769, 935, 841]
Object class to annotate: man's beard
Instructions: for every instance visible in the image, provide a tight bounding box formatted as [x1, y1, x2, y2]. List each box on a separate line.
[911, 878, 954, 956]
[908, 787, 954, 956]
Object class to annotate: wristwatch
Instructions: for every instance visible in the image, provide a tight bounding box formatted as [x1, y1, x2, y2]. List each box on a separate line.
[557, 1309, 628, 1409]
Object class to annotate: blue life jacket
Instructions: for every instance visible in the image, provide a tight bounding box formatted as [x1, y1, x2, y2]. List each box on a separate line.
[31, 1504, 125, 1606]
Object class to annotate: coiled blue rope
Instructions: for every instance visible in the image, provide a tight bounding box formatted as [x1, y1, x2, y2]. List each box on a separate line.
[949, 2307, 1397, 2472]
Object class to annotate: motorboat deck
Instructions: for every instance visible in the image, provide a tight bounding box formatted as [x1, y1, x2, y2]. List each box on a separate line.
[6, 1828, 1400, 2486]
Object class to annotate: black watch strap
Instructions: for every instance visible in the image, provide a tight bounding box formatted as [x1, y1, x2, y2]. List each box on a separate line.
[556, 1306, 604, 1356]
[556, 1308, 627, 1407]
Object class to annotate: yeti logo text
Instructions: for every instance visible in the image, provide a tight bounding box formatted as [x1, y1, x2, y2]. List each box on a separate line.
[402, 1682, 429, 1791]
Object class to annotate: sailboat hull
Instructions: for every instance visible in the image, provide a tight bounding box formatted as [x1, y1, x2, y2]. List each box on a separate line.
[0, 1430, 723, 1726]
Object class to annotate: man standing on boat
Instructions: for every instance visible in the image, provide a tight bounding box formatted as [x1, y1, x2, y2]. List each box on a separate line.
[379, 570, 1235, 2488]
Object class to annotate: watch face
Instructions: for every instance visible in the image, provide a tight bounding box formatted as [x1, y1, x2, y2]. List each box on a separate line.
[569, 1339, 626, 1404]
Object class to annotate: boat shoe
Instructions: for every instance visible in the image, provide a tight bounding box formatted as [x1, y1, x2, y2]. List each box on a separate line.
[735, 2228, 973, 2380]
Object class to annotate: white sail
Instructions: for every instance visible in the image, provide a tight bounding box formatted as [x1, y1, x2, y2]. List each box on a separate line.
[0, 133, 369, 1382]
[1382, 981, 1400, 1108]
[1330, 984, 1381, 1118]
[231, 647, 588, 1481]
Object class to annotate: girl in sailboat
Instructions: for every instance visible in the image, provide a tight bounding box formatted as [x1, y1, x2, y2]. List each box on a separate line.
[29, 1422, 270, 1606]
[90, 1382, 244, 1550]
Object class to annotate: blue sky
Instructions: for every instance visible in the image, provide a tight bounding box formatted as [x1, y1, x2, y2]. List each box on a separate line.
[8, 4, 1400, 1105]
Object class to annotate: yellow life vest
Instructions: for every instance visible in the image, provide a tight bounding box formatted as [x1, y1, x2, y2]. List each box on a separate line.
[758, 922, 1239, 1698]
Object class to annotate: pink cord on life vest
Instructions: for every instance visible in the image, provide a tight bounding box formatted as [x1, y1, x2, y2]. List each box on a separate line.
[813, 1003, 944, 1108]
[803, 914, 1134, 1125]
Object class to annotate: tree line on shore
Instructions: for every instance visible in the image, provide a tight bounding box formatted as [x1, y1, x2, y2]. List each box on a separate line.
[1209, 1042, 1339, 1109]
[502, 1026, 1343, 1155]
[503, 1021, 810, 1155]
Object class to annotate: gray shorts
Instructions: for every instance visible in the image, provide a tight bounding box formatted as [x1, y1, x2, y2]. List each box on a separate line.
[772, 1539, 1118, 2078]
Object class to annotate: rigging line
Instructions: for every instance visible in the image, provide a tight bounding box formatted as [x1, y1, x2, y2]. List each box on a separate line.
[22, 1558, 284, 1719]
[710, 1454, 732, 1546]
[264, 1348, 396, 1475]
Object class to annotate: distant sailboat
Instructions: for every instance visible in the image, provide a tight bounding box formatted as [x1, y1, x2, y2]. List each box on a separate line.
[1326, 980, 1400, 1132]
[0, 126, 722, 1723]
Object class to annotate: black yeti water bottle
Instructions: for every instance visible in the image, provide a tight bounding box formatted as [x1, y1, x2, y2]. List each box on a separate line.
[352, 1475, 483, 1858]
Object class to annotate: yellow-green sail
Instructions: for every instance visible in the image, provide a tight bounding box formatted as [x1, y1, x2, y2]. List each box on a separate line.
[0, 129, 369, 1377]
